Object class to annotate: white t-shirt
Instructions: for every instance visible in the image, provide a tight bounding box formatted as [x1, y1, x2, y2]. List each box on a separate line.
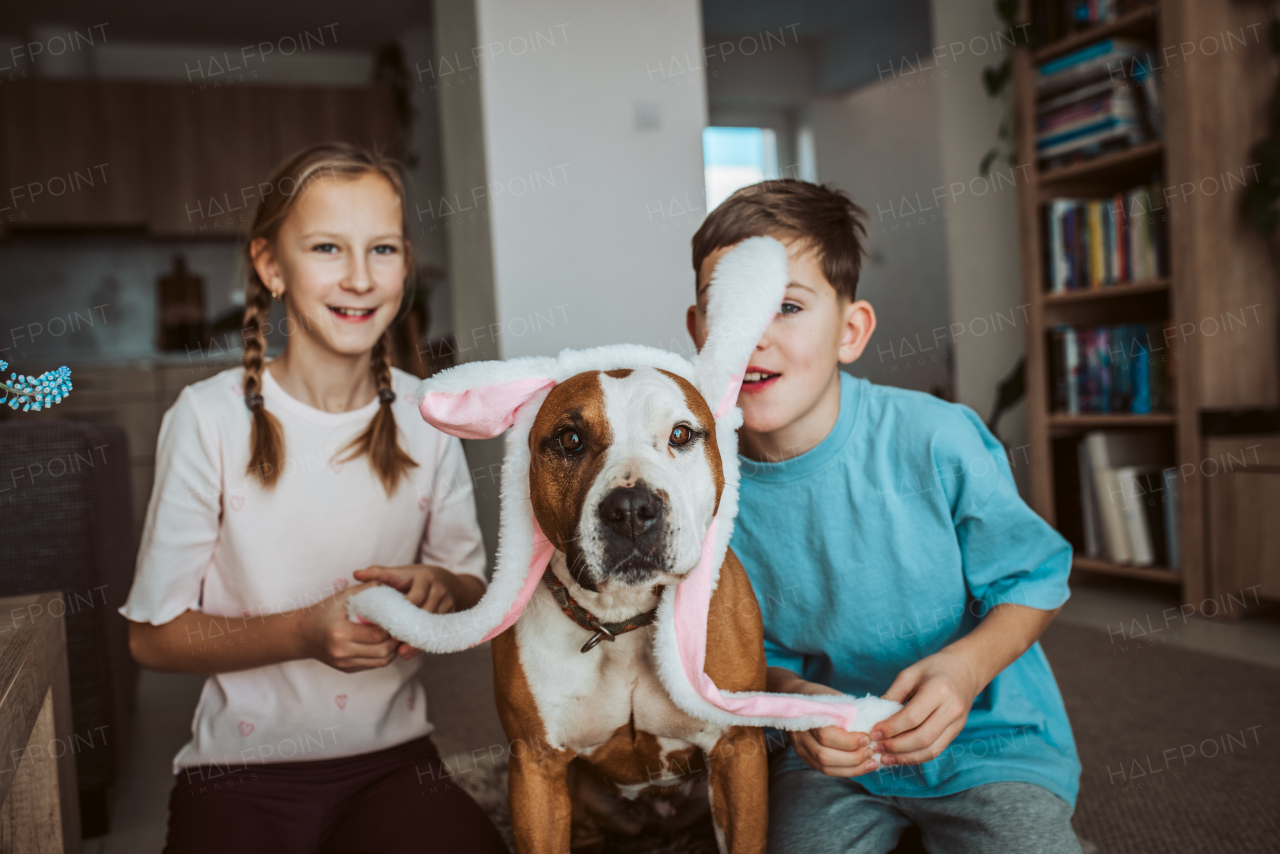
[120, 365, 486, 773]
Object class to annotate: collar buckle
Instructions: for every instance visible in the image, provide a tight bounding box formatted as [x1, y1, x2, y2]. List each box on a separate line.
[580, 620, 617, 653]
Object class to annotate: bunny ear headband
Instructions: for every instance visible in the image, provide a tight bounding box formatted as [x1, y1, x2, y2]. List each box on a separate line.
[349, 236, 900, 734]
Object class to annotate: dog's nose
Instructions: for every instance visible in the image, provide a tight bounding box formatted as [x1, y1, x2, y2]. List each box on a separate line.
[598, 483, 664, 541]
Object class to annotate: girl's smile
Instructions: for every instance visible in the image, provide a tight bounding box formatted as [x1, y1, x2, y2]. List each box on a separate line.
[328, 305, 380, 322]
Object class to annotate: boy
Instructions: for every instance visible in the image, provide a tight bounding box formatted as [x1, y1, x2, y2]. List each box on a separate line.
[686, 180, 1082, 854]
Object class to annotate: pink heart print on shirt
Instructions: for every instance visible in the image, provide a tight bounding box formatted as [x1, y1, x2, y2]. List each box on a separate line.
[418, 496, 429, 512]
[229, 495, 245, 511]
[333, 578, 349, 592]
[238, 721, 254, 737]
[330, 459, 345, 474]
[335, 694, 348, 710]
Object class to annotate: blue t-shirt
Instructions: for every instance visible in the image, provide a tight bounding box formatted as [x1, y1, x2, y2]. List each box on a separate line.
[732, 372, 1081, 805]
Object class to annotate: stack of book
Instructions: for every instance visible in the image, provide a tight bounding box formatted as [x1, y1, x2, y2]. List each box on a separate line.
[1036, 38, 1163, 167]
[1074, 430, 1180, 569]
[1048, 322, 1172, 414]
[1044, 182, 1167, 292]
[1031, 0, 1154, 44]
[1070, 0, 1144, 25]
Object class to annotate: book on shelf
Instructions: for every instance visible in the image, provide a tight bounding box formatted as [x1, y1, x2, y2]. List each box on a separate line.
[1036, 81, 1147, 162]
[1031, 0, 1155, 45]
[1043, 182, 1167, 292]
[1049, 322, 1172, 414]
[1035, 37, 1163, 167]
[1076, 430, 1178, 569]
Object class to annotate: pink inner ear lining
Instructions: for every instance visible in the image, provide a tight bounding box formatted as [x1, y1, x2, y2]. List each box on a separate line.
[419, 377, 556, 440]
[481, 518, 554, 643]
[714, 360, 749, 419]
[672, 515, 861, 731]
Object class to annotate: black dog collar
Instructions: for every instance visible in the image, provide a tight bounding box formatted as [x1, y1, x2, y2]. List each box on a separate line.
[540, 568, 661, 653]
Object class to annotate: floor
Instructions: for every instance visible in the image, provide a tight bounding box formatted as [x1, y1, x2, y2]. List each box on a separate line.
[84, 575, 1280, 852]
[1054, 574, 1280, 669]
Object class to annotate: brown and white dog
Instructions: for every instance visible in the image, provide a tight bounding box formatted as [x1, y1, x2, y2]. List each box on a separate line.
[350, 237, 901, 853]
[500, 366, 768, 852]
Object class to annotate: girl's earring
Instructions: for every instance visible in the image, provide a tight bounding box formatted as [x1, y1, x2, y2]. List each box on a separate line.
[271, 289, 282, 302]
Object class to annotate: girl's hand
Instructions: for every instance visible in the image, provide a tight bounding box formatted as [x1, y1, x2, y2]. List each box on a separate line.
[297, 581, 400, 673]
[871, 649, 981, 768]
[352, 564, 464, 660]
[785, 678, 878, 778]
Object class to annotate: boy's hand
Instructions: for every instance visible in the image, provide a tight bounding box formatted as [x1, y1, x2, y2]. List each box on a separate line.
[871, 649, 981, 767]
[776, 673, 878, 777]
[793, 726, 880, 777]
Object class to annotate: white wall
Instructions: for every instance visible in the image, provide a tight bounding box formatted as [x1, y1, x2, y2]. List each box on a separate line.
[431, 0, 709, 564]
[809, 82, 952, 396]
[471, 0, 708, 360]
[930, 0, 1030, 491]
[701, 18, 954, 398]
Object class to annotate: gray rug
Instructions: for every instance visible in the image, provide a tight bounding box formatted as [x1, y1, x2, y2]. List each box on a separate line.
[458, 623, 1279, 853]
[1040, 622, 1279, 853]
[455, 761, 719, 854]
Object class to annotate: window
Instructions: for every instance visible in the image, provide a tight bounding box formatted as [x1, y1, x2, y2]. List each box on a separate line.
[702, 126, 779, 212]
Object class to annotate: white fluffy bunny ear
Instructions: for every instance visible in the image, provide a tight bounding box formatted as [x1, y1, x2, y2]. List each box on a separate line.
[694, 236, 790, 418]
[417, 356, 558, 440]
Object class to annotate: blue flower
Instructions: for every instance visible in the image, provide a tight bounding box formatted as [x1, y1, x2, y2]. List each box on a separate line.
[0, 361, 72, 412]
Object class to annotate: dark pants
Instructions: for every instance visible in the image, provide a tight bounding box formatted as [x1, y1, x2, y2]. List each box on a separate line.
[164, 734, 508, 854]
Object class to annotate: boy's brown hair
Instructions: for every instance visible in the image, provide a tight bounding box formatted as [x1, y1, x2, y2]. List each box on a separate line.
[692, 178, 869, 301]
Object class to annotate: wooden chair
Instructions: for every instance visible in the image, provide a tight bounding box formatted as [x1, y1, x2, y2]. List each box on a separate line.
[0, 591, 81, 853]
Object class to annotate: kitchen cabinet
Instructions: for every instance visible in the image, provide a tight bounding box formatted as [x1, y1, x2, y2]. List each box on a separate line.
[141, 84, 280, 236]
[0, 80, 148, 228]
[271, 86, 400, 168]
[0, 80, 401, 236]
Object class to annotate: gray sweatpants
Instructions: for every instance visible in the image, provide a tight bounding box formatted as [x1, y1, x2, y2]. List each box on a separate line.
[769, 764, 1083, 854]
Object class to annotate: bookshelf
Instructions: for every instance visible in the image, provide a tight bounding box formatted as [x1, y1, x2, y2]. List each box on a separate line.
[1071, 557, 1181, 585]
[1032, 5, 1159, 63]
[1037, 141, 1164, 189]
[1013, 0, 1280, 606]
[1048, 413, 1177, 429]
[1042, 278, 1168, 306]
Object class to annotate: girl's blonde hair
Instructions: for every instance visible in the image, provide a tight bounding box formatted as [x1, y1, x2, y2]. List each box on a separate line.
[242, 142, 417, 494]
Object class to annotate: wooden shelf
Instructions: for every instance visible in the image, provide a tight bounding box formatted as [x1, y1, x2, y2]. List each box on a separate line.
[1043, 279, 1169, 305]
[1033, 5, 1159, 63]
[1071, 556, 1182, 585]
[1049, 413, 1176, 429]
[1038, 141, 1164, 189]
[1017, 0, 1280, 608]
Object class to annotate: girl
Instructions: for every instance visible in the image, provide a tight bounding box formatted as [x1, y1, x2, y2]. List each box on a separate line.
[121, 143, 509, 853]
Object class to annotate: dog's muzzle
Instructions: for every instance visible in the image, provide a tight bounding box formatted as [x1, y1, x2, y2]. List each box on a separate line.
[596, 482, 667, 581]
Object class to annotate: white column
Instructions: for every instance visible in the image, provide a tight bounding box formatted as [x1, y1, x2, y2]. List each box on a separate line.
[931, 0, 1031, 493]
[429, 0, 709, 564]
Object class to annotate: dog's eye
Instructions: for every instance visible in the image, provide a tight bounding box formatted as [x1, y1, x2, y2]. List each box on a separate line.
[669, 425, 694, 447]
[557, 429, 584, 453]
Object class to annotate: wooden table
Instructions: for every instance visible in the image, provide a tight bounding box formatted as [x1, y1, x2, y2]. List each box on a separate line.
[0, 592, 81, 853]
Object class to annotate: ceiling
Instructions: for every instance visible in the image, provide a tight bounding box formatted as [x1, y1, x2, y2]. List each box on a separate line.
[702, 0, 933, 94]
[1, 0, 932, 96]
[0, 0, 431, 48]
[701, 0, 902, 40]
